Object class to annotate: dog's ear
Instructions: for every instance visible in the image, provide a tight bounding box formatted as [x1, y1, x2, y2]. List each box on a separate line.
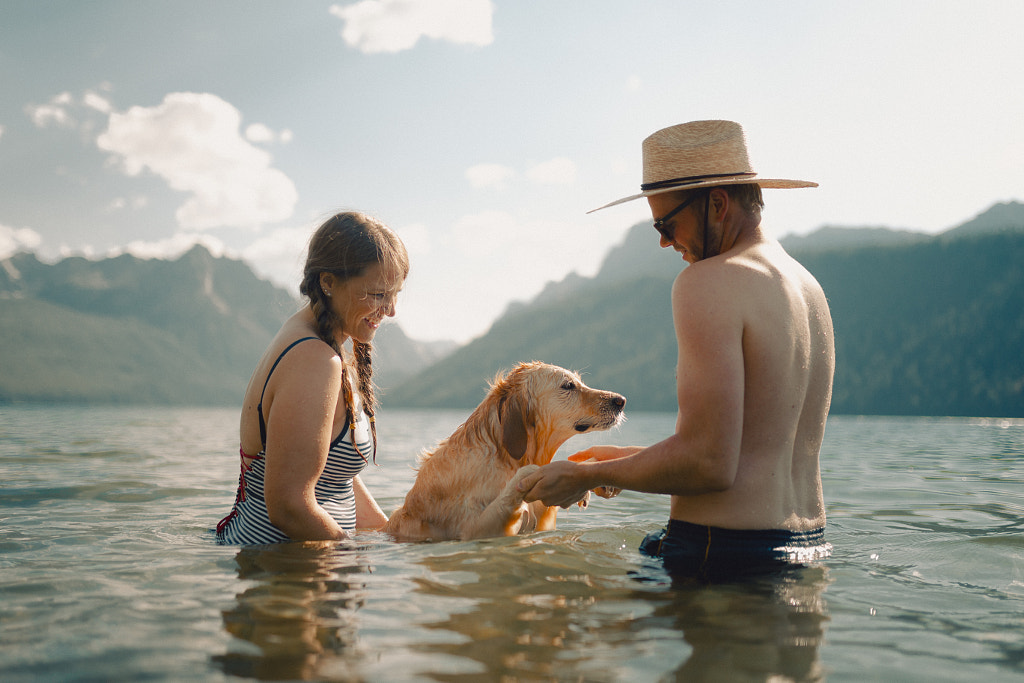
[499, 393, 530, 460]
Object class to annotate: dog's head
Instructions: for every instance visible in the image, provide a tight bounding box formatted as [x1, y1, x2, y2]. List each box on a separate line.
[492, 362, 625, 465]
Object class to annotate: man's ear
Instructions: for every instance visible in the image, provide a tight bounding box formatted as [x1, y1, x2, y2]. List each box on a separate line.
[708, 187, 729, 222]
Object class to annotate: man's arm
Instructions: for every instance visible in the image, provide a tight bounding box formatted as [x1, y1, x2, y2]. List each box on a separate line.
[520, 267, 746, 506]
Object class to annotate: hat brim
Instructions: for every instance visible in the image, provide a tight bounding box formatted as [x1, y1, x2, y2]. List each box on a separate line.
[587, 176, 818, 214]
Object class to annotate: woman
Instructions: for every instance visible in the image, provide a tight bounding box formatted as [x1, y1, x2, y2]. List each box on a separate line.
[216, 211, 408, 544]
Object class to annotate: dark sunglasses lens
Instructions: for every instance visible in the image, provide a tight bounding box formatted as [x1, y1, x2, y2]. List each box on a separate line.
[654, 194, 694, 240]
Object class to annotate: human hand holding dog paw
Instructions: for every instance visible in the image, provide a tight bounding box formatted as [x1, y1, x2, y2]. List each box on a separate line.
[517, 460, 592, 509]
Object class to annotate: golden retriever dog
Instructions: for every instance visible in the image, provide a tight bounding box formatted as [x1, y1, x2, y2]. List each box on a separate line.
[383, 362, 626, 542]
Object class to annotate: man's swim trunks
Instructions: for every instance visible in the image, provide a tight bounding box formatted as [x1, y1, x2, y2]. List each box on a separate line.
[640, 519, 831, 582]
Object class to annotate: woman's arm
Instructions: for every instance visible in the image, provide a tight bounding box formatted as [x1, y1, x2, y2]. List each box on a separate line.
[353, 474, 388, 530]
[262, 345, 350, 541]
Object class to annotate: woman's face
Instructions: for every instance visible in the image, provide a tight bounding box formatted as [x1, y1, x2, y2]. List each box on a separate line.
[322, 263, 403, 344]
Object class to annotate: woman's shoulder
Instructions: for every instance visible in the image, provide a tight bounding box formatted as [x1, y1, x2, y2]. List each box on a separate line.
[271, 313, 337, 361]
[272, 335, 340, 373]
[253, 326, 336, 384]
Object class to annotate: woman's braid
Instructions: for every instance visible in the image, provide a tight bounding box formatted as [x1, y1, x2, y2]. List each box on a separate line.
[353, 340, 377, 463]
[299, 271, 363, 461]
[299, 211, 408, 465]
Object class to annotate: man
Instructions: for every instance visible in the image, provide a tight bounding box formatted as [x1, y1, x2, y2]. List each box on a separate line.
[518, 120, 835, 581]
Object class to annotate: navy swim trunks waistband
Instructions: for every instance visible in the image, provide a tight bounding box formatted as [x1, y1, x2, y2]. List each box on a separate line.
[640, 519, 830, 582]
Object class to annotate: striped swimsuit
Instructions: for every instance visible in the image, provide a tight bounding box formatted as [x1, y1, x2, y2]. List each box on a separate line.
[215, 337, 373, 545]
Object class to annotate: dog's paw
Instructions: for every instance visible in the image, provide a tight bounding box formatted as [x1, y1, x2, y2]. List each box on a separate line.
[592, 486, 621, 499]
[511, 464, 540, 483]
[506, 465, 540, 502]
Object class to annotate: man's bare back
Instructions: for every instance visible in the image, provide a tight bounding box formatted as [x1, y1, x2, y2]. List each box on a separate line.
[667, 237, 833, 531]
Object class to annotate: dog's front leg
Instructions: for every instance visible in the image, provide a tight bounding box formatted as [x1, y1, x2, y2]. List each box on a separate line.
[458, 465, 539, 540]
[530, 501, 557, 531]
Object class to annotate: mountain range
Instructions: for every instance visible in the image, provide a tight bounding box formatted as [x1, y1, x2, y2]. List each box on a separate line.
[0, 245, 448, 404]
[385, 200, 1024, 417]
[1, 200, 1021, 416]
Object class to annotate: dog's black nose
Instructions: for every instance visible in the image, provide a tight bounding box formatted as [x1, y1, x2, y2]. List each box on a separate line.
[611, 395, 626, 409]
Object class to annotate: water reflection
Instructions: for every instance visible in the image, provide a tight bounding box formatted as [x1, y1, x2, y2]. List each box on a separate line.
[640, 567, 833, 682]
[210, 533, 831, 681]
[412, 540, 618, 679]
[213, 542, 372, 681]
[411, 536, 832, 682]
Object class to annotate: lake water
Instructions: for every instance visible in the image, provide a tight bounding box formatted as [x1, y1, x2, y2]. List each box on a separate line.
[1, 406, 1022, 682]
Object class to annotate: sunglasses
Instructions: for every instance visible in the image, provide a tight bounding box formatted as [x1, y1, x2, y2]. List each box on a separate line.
[652, 191, 706, 242]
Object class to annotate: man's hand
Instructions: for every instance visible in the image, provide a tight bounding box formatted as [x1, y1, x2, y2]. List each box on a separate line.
[516, 460, 592, 509]
[517, 445, 641, 508]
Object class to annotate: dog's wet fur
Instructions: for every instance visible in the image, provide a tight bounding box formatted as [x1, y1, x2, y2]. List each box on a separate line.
[383, 362, 626, 541]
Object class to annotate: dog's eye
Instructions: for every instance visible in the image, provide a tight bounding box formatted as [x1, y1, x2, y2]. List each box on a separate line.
[561, 380, 577, 392]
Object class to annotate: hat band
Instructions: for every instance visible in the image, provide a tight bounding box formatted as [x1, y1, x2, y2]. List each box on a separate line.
[640, 171, 756, 192]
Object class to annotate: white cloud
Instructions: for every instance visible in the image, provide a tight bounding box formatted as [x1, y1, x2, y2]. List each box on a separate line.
[626, 75, 643, 92]
[0, 223, 43, 259]
[27, 91, 76, 128]
[27, 87, 113, 131]
[241, 224, 312, 288]
[465, 158, 576, 190]
[395, 210, 610, 342]
[96, 92, 298, 230]
[329, 0, 494, 54]
[526, 157, 577, 185]
[83, 91, 112, 114]
[111, 232, 227, 260]
[244, 122, 274, 143]
[244, 123, 293, 144]
[105, 195, 149, 212]
[447, 210, 517, 258]
[466, 162, 515, 189]
[395, 221, 432, 257]
[58, 243, 97, 259]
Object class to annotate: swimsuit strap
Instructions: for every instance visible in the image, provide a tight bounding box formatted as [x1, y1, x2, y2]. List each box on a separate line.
[257, 337, 320, 448]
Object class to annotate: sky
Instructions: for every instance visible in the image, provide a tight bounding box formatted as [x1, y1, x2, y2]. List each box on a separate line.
[1, 0, 1022, 344]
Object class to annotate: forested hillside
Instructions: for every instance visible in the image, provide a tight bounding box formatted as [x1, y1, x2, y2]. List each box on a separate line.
[804, 231, 1023, 416]
[385, 202, 1024, 417]
[4, 202, 1021, 416]
[0, 246, 447, 404]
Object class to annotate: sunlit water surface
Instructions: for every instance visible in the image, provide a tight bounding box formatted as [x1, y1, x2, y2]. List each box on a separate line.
[1, 406, 1022, 681]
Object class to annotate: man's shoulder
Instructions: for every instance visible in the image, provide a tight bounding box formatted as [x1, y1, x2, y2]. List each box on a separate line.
[670, 258, 748, 320]
[674, 243, 772, 288]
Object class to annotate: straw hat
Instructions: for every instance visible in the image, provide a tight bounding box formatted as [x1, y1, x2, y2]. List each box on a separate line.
[589, 120, 817, 213]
